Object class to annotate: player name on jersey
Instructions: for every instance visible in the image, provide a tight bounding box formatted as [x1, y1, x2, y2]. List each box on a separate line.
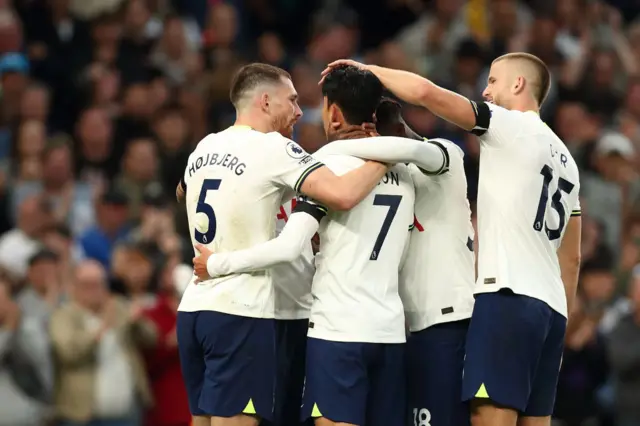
[187, 152, 247, 177]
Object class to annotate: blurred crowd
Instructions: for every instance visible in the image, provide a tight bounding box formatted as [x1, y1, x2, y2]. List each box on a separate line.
[0, 0, 640, 425]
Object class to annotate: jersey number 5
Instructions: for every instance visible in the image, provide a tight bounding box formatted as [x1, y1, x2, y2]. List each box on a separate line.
[370, 194, 402, 260]
[194, 179, 221, 244]
[533, 165, 575, 241]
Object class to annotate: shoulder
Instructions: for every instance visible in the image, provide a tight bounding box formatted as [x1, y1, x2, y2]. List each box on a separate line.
[315, 148, 362, 174]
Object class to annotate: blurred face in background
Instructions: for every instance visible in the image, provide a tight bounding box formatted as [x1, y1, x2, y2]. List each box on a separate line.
[124, 138, 158, 182]
[42, 145, 73, 188]
[207, 3, 238, 48]
[162, 17, 187, 59]
[98, 201, 129, 233]
[27, 258, 58, 294]
[555, 102, 601, 145]
[124, 0, 150, 35]
[122, 83, 152, 118]
[592, 51, 617, 90]
[154, 110, 188, 152]
[17, 120, 46, 159]
[77, 107, 113, 162]
[122, 249, 153, 295]
[268, 78, 302, 138]
[581, 270, 615, 308]
[0, 9, 22, 54]
[19, 85, 50, 122]
[74, 261, 108, 312]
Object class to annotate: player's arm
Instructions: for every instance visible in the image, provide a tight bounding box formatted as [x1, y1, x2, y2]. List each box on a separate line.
[205, 200, 325, 277]
[275, 137, 387, 211]
[558, 212, 582, 320]
[323, 136, 449, 176]
[358, 64, 477, 131]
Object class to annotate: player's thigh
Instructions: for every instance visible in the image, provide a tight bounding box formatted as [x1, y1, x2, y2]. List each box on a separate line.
[462, 290, 554, 413]
[366, 343, 406, 426]
[176, 311, 208, 416]
[301, 337, 368, 426]
[407, 320, 470, 426]
[273, 319, 309, 426]
[195, 311, 277, 422]
[523, 310, 567, 418]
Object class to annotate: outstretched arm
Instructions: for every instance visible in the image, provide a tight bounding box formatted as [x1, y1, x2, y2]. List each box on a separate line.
[206, 213, 319, 277]
[322, 60, 478, 132]
[324, 136, 449, 175]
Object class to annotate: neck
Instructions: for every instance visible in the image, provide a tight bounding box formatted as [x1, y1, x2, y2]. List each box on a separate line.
[234, 112, 272, 134]
[510, 98, 540, 114]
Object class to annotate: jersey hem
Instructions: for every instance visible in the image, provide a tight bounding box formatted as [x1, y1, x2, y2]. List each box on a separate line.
[407, 310, 473, 333]
[307, 328, 406, 344]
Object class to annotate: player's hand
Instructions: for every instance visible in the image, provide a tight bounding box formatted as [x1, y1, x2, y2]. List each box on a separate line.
[193, 244, 214, 283]
[319, 59, 368, 85]
[332, 122, 379, 139]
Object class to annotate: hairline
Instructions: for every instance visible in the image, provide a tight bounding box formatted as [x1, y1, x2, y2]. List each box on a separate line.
[491, 53, 550, 105]
[234, 74, 292, 110]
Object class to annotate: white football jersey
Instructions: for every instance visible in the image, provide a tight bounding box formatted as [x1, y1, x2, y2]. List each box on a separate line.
[400, 139, 475, 332]
[178, 126, 323, 318]
[301, 146, 415, 343]
[272, 199, 314, 319]
[472, 102, 581, 318]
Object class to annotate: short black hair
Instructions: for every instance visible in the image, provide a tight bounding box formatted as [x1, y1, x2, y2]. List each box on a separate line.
[376, 97, 402, 127]
[230, 63, 291, 108]
[321, 65, 383, 125]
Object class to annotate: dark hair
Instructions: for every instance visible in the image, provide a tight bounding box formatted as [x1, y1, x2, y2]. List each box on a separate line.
[375, 97, 402, 127]
[321, 65, 383, 125]
[229, 63, 291, 108]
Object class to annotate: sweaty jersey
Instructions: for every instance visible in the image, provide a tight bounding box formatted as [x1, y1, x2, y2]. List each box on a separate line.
[471, 102, 581, 318]
[296, 145, 415, 343]
[272, 199, 314, 319]
[178, 126, 322, 318]
[400, 139, 475, 332]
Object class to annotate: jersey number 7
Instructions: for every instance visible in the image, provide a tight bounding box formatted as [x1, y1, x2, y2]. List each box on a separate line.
[370, 194, 403, 260]
[194, 179, 221, 244]
[533, 165, 575, 241]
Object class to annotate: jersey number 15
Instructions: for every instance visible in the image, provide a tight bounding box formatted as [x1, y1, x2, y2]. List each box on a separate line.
[194, 179, 221, 244]
[533, 165, 575, 241]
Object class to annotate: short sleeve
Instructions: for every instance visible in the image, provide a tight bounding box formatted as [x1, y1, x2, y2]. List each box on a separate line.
[269, 135, 324, 192]
[571, 197, 581, 217]
[293, 194, 328, 223]
[468, 101, 522, 148]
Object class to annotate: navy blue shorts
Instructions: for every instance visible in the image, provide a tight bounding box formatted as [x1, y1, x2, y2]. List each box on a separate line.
[272, 319, 311, 426]
[462, 290, 567, 416]
[407, 320, 470, 426]
[176, 311, 276, 421]
[301, 337, 406, 426]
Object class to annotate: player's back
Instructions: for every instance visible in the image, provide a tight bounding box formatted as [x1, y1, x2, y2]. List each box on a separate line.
[309, 143, 415, 343]
[400, 139, 475, 332]
[178, 126, 321, 317]
[476, 107, 581, 317]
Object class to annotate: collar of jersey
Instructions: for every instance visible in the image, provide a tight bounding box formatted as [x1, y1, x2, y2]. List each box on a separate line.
[228, 125, 253, 131]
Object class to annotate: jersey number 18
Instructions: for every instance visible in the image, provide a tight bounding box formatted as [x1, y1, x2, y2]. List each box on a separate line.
[533, 165, 575, 241]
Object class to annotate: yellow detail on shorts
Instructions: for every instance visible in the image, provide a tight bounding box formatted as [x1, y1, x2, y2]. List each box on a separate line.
[475, 383, 490, 398]
[311, 403, 322, 417]
[243, 399, 256, 414]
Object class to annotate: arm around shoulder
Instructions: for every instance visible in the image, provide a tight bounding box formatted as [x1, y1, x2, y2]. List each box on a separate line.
[207, 210, 321, 277]
[299, 161, 388, 211]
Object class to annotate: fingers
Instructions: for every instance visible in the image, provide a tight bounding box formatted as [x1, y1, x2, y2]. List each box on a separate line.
[195, 243, 205, 253]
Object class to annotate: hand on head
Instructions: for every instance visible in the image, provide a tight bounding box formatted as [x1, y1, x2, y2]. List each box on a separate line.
[331, 121, 379, 140]
[319, 59, 368, 85]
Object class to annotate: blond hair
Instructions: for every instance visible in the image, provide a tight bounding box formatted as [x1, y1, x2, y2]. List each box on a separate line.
[493, 52, 551, 106]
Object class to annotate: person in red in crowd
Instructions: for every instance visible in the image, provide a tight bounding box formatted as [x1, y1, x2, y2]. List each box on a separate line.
[142, 256, 190, 426]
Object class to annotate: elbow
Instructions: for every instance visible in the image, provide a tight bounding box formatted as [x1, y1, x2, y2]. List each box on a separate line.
[330, 188, 359, 211]
[416, 81, 435, 108]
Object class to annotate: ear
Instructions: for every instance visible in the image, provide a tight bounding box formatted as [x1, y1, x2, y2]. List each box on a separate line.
[512, 76, 525, 95]
[260, 92, 270, 113]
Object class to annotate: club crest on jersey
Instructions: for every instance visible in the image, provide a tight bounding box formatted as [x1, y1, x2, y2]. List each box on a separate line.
[286, 141, 307, 159]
